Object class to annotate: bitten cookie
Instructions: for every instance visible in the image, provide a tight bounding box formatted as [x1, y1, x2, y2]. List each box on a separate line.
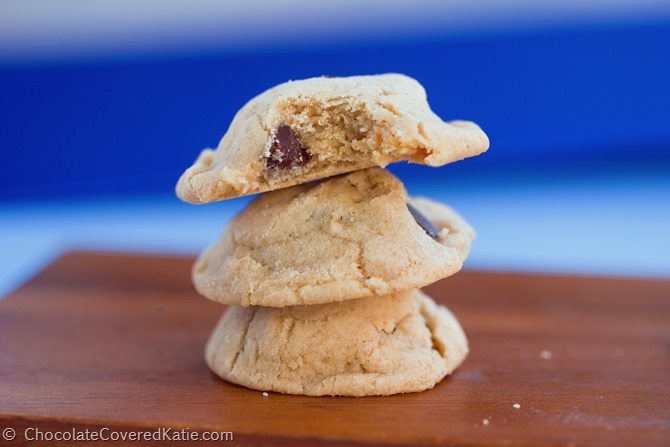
[176, 73, 489, 203]
[193, 169, 475, 307]
[205, 289, 469, 396]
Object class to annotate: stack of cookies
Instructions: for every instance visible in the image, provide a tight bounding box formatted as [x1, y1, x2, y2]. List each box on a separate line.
[176, 74, 488, 396]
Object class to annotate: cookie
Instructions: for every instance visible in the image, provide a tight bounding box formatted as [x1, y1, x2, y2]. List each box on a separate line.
[205, 289, 469, 396]
[176, 74, 489, 203]
[192, 169, 475, 307]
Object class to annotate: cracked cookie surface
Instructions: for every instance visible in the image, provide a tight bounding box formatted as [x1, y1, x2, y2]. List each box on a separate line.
[176, 73, 489, 203]
[205, 289, 469, 396]
[192, 169, 475, 307]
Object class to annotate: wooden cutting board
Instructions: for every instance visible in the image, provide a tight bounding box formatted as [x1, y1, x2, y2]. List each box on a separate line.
[0, 252, 668, 447]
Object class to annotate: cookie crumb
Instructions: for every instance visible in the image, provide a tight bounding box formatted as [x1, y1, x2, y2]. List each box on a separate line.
[482, 418, 490, 426]
[262, 392, 269, 397]
[539, 349, 552, 360]
[512, 403, 521, 409]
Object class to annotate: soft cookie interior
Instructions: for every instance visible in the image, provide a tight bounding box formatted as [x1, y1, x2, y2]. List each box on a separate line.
[263, 97, 418, 178]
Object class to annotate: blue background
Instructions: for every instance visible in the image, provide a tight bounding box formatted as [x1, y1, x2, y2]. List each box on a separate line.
[3, 20, 669, 198]
[1, 12, 669, 295]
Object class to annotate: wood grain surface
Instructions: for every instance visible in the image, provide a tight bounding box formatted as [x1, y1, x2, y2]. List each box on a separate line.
[0, 252, 669, 447]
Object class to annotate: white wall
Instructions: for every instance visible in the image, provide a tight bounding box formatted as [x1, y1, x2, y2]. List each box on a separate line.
[1, 0, 669, 62]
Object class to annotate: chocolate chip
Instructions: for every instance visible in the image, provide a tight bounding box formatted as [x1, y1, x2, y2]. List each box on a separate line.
[265, 124, 311, 170]
[407, 203, 440, 239]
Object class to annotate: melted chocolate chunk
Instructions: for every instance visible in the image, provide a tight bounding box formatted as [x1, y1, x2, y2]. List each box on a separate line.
[265, 124, 311, 170]
[407, 203, 440, 240]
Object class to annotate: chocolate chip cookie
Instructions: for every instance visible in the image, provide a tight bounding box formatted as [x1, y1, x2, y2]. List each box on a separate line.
[176, 74, 489, 203]
[205, 289, 469, 396]
[192, 169, 475, 307]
